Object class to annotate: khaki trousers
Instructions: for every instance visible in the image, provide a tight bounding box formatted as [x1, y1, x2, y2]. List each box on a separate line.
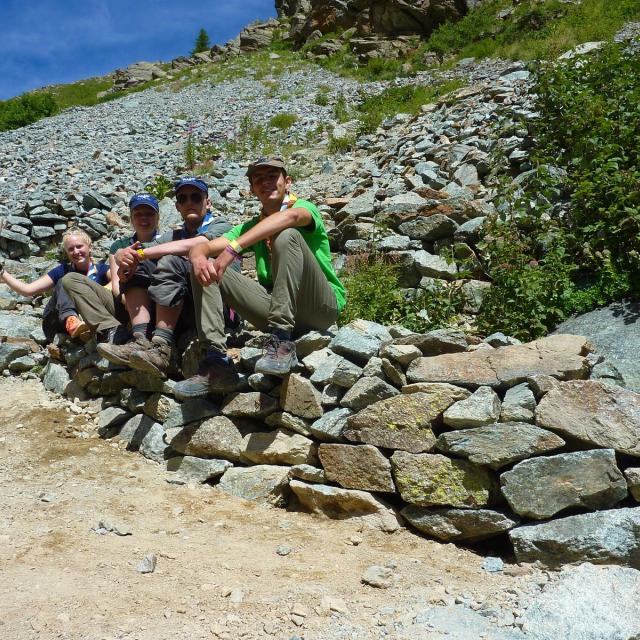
[61, 272, 122, 333]
[192, 228, 338, 352]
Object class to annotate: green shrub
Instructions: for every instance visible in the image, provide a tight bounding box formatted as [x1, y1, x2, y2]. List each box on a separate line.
[314, 93, 329, 106]
[0, 92, 58, 131]
[145, 175, 173, 200]
[269, 112, 298, 130]
[333, 93, 350, 123]
[339, 253, 464, 332]
[477, 42, 640, 339]
[328, 134, 356, 154]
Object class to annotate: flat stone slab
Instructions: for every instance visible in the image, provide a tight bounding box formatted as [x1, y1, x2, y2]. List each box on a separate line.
[500, 382, 536, 422]
[218, 465, 291, 506]
[289, 480, 401, 532]
[165, 456, 232, 483]
[164, 416, 254, 462]
[402, 506, 520, 542]
[163, 398, 219, 429]
[391, 451, 498, 508]
[329, 319, 392, 364]
[501, 449, 627, 520]
[280, 373, 324, 419]
[535, 380, 640, 456]
[437, 422, 565, 470]
[407, 334, 592, 389]
[340, 376, 399, 410]
[510, 507, 640, 569]
[221, 391, 278, 419]
[518, 563, 640, 640]
[309, 407, 352, 442]
[443, 386, 501, 428]
[344, 392, 444, 453]
[319, 444, 394, 492]
[241, 429, 318, 466]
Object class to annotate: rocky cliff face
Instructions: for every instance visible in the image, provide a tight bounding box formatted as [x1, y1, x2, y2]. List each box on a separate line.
[277, 0, 480, 45]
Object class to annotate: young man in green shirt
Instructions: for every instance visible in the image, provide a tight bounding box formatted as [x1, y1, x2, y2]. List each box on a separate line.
[175, 156, 346, 398]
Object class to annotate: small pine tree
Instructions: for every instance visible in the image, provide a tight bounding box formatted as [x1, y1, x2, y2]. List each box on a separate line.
[191, 28, 211, 56]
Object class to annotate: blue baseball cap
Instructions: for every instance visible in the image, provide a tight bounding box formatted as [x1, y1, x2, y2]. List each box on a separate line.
[174, 177, 208, 194]
[129, 193, 159, 213]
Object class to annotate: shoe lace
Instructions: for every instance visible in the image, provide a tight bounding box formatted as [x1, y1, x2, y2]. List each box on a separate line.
[263, 334, 281, 359]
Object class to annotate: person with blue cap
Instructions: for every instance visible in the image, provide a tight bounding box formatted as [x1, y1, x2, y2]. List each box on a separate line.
[100, 177, 234, 373]
[62, 192, 162, 345]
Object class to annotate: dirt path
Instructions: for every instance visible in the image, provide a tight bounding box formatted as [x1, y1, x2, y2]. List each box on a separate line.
[0, 378, 541, 640]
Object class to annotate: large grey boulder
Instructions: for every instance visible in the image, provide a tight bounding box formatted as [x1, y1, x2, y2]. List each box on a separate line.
[118, 414, 166, 463]
[0, 342, 30, 369]
[501, 450, 627, 520]
[407, 334, 592, 388]
[536, 380, 640, 456]
[510, 507, 640, 568]
[391, 451, 497, 508]
[437, 422, 565, 470]
[518, 563, 640, 640]
[344, 392, 441, 453]
[554, 300, 640, 392]
[318, 444, 394, 492]
[289, 480, 401, 532]
[402, 506, 520, 542]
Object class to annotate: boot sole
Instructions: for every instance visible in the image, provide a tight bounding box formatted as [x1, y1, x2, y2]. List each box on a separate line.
[254, 356, 299, 377]
[128, 352, 168, 379]
[96, 344, 132, 367]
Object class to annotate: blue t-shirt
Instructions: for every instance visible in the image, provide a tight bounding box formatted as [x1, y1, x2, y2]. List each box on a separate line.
[47, 262, 110, 285]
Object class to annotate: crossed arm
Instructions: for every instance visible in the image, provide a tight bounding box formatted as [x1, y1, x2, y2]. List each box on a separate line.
[114, 236, 209, 281]
[189, 207, 312, 286]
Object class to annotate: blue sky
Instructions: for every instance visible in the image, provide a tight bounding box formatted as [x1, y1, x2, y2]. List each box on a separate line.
[0, 0, 277, 100]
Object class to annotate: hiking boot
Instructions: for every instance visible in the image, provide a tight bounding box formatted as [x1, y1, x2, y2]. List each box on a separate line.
[128, 336, 172, 379]
[98, 324, 130, 345]
[174, 353, 239, 400]
[254, 334, 298, 377]
[97, 332, 152, 367]
[65, 315, 90, 340]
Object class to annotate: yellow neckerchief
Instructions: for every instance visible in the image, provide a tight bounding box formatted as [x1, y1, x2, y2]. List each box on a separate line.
[262, 191, 298, 254]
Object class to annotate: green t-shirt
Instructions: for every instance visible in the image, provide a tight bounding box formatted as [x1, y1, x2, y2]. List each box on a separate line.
[223, 199, 346, 313]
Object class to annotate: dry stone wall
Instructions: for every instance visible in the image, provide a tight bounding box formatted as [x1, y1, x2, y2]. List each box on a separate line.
[5, 319, 635, 570]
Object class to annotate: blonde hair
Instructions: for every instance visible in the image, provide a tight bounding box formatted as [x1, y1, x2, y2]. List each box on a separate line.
[62, 227, 92, 249]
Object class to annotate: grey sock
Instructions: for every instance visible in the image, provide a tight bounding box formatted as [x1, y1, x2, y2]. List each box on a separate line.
[132, 323, 149, 338]
[153, 327, 174, 345]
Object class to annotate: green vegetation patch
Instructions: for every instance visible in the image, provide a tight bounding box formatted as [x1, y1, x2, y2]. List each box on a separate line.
[426, 0, 640, 61]
[357, 80, 463, 134]
[478, 42, 640, 340]
[0, 92, 57, 131]
[340, 253, 465, 332]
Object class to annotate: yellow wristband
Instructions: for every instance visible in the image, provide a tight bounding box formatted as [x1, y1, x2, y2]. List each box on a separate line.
[229, 239, 242, 253]
[136, 248, 146, 260]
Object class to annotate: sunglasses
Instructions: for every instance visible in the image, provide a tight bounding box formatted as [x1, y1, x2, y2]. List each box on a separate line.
[176, 192, 204, 204]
